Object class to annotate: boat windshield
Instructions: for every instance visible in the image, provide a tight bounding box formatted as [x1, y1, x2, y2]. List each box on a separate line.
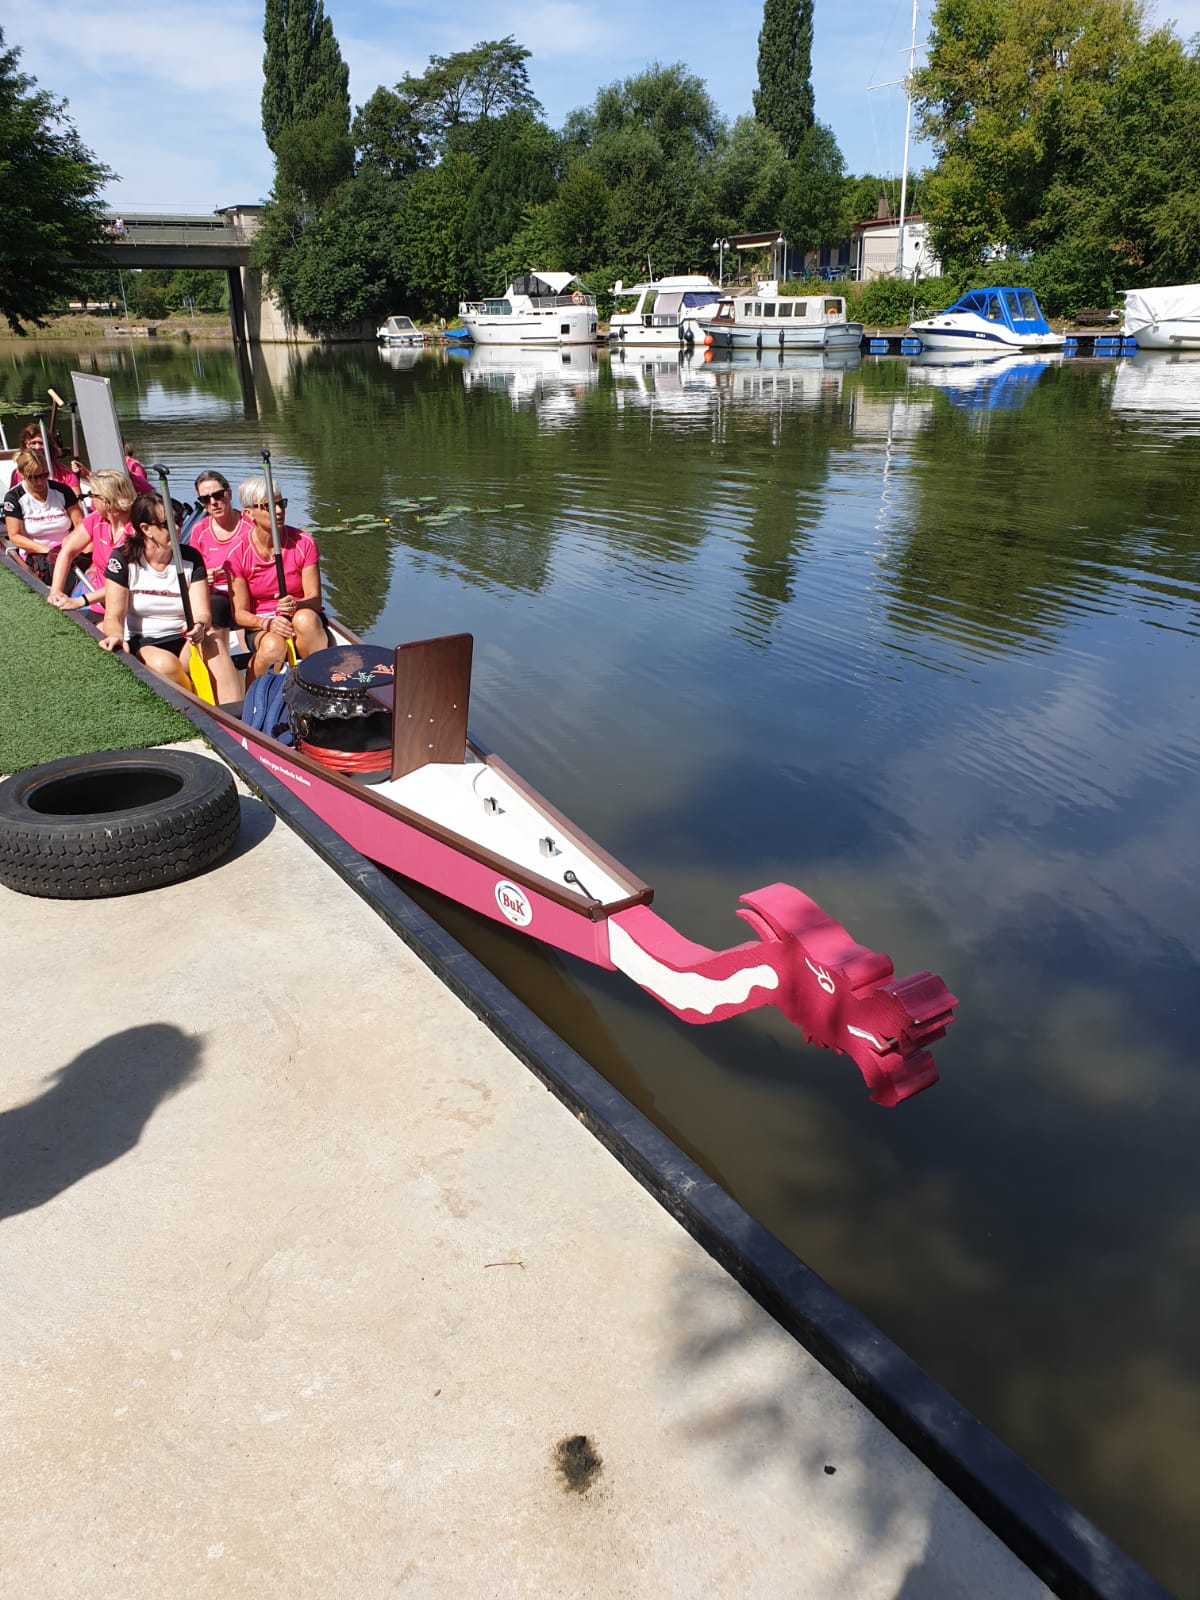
[481, 299, 512, 316]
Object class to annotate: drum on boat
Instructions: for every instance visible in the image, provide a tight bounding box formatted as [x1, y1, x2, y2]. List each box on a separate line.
[282, 645, 394, 782]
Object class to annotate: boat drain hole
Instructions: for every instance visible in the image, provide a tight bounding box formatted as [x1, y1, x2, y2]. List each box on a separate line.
[29, 770, 186, 816]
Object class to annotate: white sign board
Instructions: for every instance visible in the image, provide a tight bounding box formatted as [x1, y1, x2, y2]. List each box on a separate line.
[71, 372, 126, 474]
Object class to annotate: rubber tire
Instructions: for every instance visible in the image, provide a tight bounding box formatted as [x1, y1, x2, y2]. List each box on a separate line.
[0, 748, 240, 900]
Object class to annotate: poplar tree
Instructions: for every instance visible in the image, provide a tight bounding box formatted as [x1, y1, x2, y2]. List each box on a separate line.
[261, 0, 350, 156]
[754, 0, 815, 158]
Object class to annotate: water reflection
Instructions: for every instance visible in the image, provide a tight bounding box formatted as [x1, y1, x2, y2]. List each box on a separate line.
[458, 344, 600, 428]
[3, 334, 1200, 1590]
[1110, 349, 1200, 435]
[906, 349, 1063, 412]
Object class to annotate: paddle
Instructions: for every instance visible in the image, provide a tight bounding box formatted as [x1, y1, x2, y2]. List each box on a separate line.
[261, 449, 297, 667]
[150, 464, 215, 704]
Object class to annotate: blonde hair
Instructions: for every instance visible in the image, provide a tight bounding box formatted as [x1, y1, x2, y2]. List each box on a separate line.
[89, 468, 136, 513]
[15, 449, 46, 478]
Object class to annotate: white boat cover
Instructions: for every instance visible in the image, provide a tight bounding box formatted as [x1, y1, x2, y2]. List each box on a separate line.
[1122, 284, 1200, 332]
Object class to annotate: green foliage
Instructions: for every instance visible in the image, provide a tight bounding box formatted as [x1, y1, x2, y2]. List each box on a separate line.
[480, 204, 563, 294]
[389, 37, 542, 161]
[846, 274, 923, 326]
[550, 163, 612, 272]
[754, 0, 815, 157]
[394, 153, 479, 316]
[0, 28, 112, 334]
[565, 64, 722, 277]
[261, 0, 350, 157]
[459, 111, 559, 288]
[274, 107, 354, 204]
[352, 85, 429, 180]
[777, 121, 844, 256]
[709, 117, 789, 233]
[257, 169, 404, 326]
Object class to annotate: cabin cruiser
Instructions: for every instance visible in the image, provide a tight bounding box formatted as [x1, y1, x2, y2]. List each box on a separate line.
[458, 272, 598, 346]
[608, 275, 723, 347]
[1121, 284, 1200, 350]
[908, 287, 1064, 351]
[376, 314, 425, 346]
[700, 284, 863, 351]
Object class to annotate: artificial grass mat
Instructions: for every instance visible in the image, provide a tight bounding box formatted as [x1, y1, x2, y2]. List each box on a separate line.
[0, 562, 198, 773]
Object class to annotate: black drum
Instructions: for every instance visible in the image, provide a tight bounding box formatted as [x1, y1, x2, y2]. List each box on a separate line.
[282, 645, 394, 782]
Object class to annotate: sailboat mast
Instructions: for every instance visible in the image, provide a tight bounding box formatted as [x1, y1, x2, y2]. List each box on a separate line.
[895, 0, 918, 276]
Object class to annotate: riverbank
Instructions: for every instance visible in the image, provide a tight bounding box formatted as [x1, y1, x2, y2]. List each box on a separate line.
[21, 312, 234, 340]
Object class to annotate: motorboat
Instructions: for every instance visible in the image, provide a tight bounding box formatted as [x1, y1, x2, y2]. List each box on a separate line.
[376, 314, 426, 346]
[700, 285, 864, 352]
[1121, 284, 1200, 350]
[908, 288, 1064, 352]
[608, 276, 723, 348]
[458, 273, 598, 347]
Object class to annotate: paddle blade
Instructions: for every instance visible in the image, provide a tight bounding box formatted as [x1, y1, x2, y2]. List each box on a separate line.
[188, 647, 216, 705]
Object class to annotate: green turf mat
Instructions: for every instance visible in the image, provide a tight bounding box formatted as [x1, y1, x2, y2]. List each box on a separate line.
[0, 562, 198, 773]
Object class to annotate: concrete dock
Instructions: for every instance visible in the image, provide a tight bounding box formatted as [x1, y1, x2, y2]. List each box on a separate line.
[0, 744, 1053, 1597]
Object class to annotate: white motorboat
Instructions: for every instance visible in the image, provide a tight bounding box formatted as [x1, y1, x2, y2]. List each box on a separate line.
[700, 285, 863, 352]
[459, 272, 598, 346]
[1121, 284, 1200, 350]
[908, 287, 1064, 352]
[608, 275, 723, 348]
[376, 314, 426, 346]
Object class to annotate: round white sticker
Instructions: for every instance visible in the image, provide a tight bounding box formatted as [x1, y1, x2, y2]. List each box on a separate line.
[495, 880, 533, 927]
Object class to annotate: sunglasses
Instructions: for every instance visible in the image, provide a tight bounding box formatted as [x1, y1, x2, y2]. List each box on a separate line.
[255, 499, 287, 512]
[25, 471, 49, 482]
[199, 488, 228, 502]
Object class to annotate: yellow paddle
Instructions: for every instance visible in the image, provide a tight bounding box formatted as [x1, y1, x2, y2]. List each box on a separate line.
[151, 464, 215, 704]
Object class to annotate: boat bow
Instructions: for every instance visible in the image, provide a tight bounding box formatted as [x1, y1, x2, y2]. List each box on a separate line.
[608, 883, 957, 1105]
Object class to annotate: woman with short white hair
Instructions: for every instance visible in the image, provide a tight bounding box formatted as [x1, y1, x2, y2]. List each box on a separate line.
[229, 475, 329, 681]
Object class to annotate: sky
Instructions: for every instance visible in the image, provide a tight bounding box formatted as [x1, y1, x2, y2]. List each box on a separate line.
[23, 0, 1200, 215]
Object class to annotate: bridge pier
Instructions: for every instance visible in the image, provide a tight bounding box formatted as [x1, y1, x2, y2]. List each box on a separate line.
[226, 266, 247, 347]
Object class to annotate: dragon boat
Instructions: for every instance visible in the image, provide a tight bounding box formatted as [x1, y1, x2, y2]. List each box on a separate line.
[3, 538, 957, 1104]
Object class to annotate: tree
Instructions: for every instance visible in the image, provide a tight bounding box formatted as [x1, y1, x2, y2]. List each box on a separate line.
[778, 121, 845, 261]
[459, 111, 559, 290]
[564, 64, 723, 276]
[754, 0, 815, 158]
[262, 0, 350, 156]
[353, 85, 430, 180]
[914, 0, 1145, 267]
[389, 38, 542, 160]
[0, 27, 112, 333]
[393, 153, 480, 317]
[550, 163, 612, 272]
[709, 116, 789, 234]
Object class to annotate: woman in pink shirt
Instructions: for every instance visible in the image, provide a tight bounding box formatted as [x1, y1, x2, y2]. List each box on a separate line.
[186, 469, 250, 647]
[47, 469, 136, 608]
[14, 423, 84, 493]
[229, 473, 330, 682]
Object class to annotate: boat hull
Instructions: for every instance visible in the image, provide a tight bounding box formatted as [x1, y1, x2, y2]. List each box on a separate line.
[909, 324, 1065, 352]
[704, 323, 864, 352]
[1130, 325, 1200, 350]
[462, 310, 597, 346]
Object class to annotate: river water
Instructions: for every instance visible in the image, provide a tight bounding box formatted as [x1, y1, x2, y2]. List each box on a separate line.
[5, 336, 1199, 1592]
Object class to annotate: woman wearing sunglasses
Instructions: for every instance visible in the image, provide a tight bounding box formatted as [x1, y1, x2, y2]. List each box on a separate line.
[99, 492, 239, 702]
[187, 469, 250, 650]
[229, 475, 330, 682]
[2, 449, 85, 583]
[47, 468, 137, 608]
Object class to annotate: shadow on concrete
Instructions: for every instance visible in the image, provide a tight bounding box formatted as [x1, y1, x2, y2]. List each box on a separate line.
[0, 1024, 201, 1222]
[222, 794, 277, 865]
[665, 1265, 1046, 1599]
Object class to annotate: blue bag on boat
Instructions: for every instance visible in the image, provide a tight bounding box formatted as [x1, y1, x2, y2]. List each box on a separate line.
[241, 666, 294, 746]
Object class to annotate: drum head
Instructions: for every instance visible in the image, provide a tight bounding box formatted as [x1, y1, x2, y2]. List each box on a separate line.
[293, 645, 394, 698]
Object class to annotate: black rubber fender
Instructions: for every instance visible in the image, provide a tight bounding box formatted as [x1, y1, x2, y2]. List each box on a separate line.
[0, 748, 240, 899]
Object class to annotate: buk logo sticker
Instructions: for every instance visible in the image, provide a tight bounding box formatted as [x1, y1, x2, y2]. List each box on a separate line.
[495, 881, 533, 927]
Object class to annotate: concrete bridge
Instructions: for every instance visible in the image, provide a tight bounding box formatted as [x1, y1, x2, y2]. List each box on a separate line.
[81, 206, 367, 345]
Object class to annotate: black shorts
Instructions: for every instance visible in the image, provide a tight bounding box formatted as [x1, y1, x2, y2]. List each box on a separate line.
[129, 632, 187, 658]
[210, 591, 233, 628]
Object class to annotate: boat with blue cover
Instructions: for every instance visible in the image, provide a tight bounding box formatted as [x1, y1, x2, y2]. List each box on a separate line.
[908, 288, 1064, 352]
